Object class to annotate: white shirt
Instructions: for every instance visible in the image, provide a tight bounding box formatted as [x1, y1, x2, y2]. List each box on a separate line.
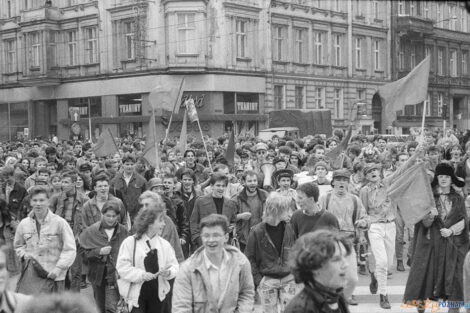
[203, 249, 230, 304]
[104, 228, 114, 241]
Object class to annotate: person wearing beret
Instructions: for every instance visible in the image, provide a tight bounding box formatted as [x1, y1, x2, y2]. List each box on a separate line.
[404, 162, 468, 313]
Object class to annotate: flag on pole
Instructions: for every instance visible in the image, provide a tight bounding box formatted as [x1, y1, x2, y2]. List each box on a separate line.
[388, 163, 434, 225]
[179, 108, 188, 153]
[376, 56, 431, 130]
[143, 110, 160, 169]
[93, 129, 118, 158]
[326, 125, 352, 162]
[225, 130, 235, 166]
[186, 99, 199, 123]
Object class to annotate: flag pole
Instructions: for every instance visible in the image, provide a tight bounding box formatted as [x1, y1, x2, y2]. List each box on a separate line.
[196, 118, 212, 172]
[163, 77, 185, 146]
[88, 98, 93, 143]
[152, 104, 160, 171]
[419, 100, 426, 144]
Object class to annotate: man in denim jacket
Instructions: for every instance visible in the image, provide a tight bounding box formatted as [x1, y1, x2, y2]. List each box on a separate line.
[14, 186, 76, 294]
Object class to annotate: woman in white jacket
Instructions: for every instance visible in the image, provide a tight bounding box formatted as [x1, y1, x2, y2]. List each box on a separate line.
[116, 197, 179, 313]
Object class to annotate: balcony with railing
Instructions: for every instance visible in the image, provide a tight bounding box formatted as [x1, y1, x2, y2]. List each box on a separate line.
[396, 15, 434, 36]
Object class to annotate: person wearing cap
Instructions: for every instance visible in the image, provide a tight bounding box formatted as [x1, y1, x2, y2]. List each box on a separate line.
[78, 162, 93, 189]
[318, 169, 369, 306]
[405, 162, 468, 313]
[360, 147, 422, 310]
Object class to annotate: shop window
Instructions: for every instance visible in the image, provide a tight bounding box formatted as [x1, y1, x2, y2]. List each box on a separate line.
[68, 97, 102, 118]
[0, 102, 28, 141]
[118, 94, 142, 138]
[224, 93, 235, 114]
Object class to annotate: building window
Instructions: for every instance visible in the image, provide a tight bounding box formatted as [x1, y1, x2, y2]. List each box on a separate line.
[437, 3, 443, 28]
[437, 93, 444, 116]
[425, 46, 432, 58]
[399, 44, 405, 70]
[236, 19, 247, 58]
[30, 32, 40, 67]
[4, 39, 16, 73]
[437, 48, 443, 75]
[274, 85, 284, 110]
[85, 27, 98, 64]
[314, 87, 325, 109]
[463, 51, 468, 76]
[295, 86, 304, 109]
[425, 92, 431, 116]
[124, 21, 135, 60]
[294, 28, 306, 63]
[333, 0, 340, 12]
[410, 45, 416, 68]
[273, 25, 286, 61]
[333, 34, 342, 66]
[66, 30, 77, 66]
[355, 38, 362, 69]
[177, 13, 196, 54]
[449, 6, 457, 31]
[314, 32, 324, 65]
[374, 40, 380, 70]
[333, 89, 343, 119]
[373, 1, 379, 19]
[462, 7, 468, 32]
[398, 0, 404, 15]
[355, 0, 362, 16]
[450, 50, 457, 77]
[410, 1, 415, 16]
[423, 1, 429, 18]
[357, 89, 366, 101]
[48, 31, 58, 68]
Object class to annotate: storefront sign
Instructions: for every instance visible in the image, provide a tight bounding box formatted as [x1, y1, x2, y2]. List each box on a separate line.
[119, 103, 142, 114]
[236, 101, 258, 113]
[180, 93, 206, 109]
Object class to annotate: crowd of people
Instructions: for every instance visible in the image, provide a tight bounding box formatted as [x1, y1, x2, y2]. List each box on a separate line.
[0, 126, 469, 313]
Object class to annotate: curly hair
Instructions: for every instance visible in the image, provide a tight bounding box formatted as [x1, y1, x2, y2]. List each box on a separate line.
[290, 230, 351, 284]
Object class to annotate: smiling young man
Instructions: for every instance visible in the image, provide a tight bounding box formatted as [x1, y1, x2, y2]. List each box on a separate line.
[190, 173, 237, 248]
[173, 214, 254, 313]
[232, 170, 268, 252]
[14, 186, 76, 294]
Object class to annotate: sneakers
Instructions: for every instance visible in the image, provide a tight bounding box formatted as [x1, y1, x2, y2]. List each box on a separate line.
[379, 294, 391, 309]
[397, 260, 405, 272]
[369, 273, 378, 294]
[347, 295, 358, 306]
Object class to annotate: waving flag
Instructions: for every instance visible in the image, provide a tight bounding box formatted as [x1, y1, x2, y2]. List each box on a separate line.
[376, 56, 430, 130]
[93, 129, 118, 158]
[143, 110, 160, 169]
[179, 108, 188, 153]
[225, 130, 235, 166]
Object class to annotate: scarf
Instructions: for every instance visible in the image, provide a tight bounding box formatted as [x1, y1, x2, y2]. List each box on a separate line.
[80, 221, 118, 250]
[308, 279, 343, 305]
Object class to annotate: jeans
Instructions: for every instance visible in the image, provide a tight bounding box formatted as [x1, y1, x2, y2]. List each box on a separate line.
[66, 250, 82, 291]
[92, 283, 119, 313]
[369, 222, 396, 296]
[258, 274, 302, 313]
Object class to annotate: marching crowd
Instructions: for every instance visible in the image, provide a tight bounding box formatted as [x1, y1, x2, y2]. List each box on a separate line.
[0, 127, 469, 313]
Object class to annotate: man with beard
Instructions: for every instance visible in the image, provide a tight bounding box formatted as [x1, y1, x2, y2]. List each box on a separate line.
[318, 169, 369, 306]
[232, 170, 268, 252]
[190, 173, 237, 248]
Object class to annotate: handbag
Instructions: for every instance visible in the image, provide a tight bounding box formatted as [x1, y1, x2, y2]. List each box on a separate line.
[116, 236, 136, 312]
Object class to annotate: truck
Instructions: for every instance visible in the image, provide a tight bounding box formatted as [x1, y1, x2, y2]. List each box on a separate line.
[265, 109, 333, 139]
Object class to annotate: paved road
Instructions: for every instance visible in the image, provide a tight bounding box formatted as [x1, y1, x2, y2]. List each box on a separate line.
[81, 265, 417, 313]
